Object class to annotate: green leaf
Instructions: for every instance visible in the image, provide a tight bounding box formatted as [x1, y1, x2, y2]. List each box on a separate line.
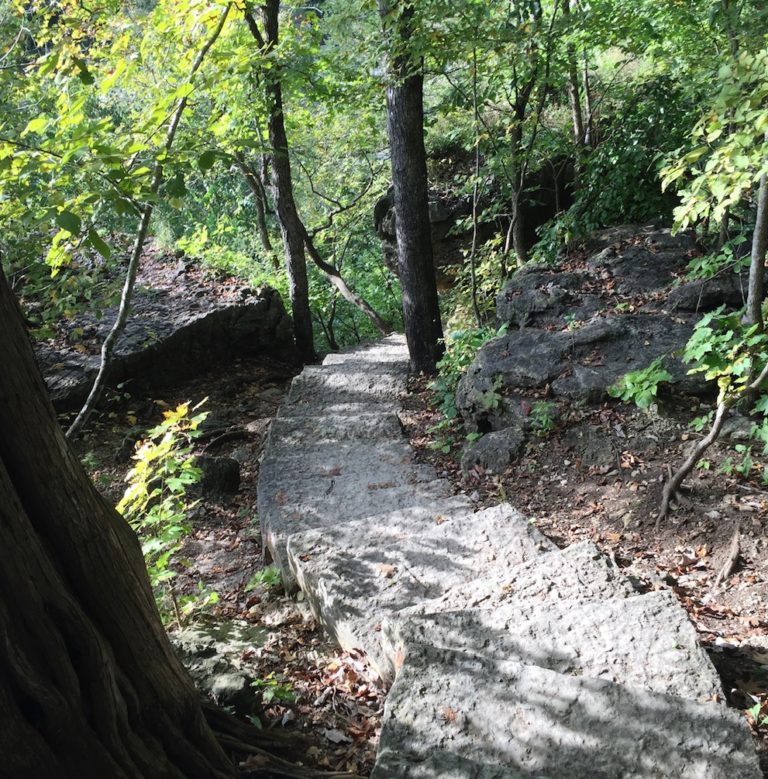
[165, 172, 187, 198]
[87, 228, 111, 259]
[24, 116, 48, 135]
[197, 150, 218, 172]
[73, 58, 95, 85]
[55, 211, 82, 236]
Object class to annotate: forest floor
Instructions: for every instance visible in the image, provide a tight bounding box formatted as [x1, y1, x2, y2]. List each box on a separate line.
[66, 342, 768, 775]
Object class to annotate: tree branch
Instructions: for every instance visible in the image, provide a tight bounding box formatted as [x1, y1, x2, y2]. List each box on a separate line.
[66, 4, 232, 438]
[657, 359, 768, 527]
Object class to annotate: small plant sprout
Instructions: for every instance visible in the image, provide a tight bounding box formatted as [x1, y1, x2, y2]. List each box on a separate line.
[245, 566, 283, 591]
[529, 401, 557, 437]
[608, 357, 674, 409]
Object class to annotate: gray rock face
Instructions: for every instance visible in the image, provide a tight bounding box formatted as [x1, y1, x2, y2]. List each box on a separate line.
[496, 267, 592, 329]
[257, 334, 760, 777]
[668, 273, 749, 312]
[38, 263, 296, 410]
[197, 455, 240, 496]
[460, 426, 527, 474]
[457, 313, 701, 431]
[460, 226, 738, 435]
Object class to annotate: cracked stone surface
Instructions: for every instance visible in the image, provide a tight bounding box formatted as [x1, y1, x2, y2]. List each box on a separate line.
[374, 657, 758, 779]
[257, 334, 761, 777]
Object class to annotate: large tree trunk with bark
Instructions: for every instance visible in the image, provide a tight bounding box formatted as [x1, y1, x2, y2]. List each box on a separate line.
[0, 266, 235, 779]
[378, 0, 444, 375]
[246, 2, 316, 364]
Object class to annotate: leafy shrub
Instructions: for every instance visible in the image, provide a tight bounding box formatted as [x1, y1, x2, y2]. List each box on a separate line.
[683, 307, 768, 392]
[431, 327, 502, 420]
[117, 400, 216, 625]
[608, 357, 674, 408]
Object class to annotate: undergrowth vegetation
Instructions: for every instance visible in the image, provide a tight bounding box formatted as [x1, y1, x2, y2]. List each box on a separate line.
[117, 400, 217, 626]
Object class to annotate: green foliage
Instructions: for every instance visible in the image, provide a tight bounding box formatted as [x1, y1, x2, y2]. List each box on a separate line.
[251, 673, 295, 706]
[245, 566, 282, 591]
[529, 401, 557, 438]
[685, 236, 749, 281]
[431, 327, 501, 420]
[575, 74, 698, 230]
[683, 308, 768, 401]
[117, 400, 215, 625]
[427, 327, 503, 453]
[608, 357, 674, 409]
[663, 48, 768, 230]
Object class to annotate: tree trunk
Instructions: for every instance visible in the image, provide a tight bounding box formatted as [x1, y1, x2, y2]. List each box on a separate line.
[0, 266, 235, 779]
[245, 3, 316, 364]
[746, 157, 768, 329]
[378, 0, 444, 375]
[510, 191, 528, 267]
[234, 151, 276, 263]
[562, 0, 585, 187]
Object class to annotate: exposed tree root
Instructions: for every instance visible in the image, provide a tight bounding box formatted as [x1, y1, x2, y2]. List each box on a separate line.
[204, 702, 363, 779]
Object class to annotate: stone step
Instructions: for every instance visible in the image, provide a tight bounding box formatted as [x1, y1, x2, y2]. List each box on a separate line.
[399, 540, 636, 619]
[259, 485, 473, 591]
[278, 398, 401, 417]
[321, 334, 407, 365]
[383, 590, 723, 702]
[287, 504, 554, 678]
[260, 438, 417, 470]
[286, 366, 407, 408]
[268, 410, 403, 444]
[373, 651, 760, 779]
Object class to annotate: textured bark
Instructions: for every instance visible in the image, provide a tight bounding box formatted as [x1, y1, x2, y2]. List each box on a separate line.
[379, 0, 444, 375]
[562, 0, 585, 186]
[0, 266, 234, 779]
[245, 4, 316, 364]
[746, 158, 768, 329]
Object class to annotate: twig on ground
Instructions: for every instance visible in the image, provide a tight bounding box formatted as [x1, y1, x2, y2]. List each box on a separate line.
[712, 522, 741, 592]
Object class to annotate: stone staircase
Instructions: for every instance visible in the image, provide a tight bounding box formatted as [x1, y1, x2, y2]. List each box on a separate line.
[257, 335, 761, 778]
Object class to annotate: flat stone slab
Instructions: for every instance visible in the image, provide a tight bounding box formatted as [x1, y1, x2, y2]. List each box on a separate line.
[268, 411, 404, 445]
[383, 590, 723, 701]
[259, 474, 465, 588]
[321, 334, 408, 366]
[286, 365, 408, 409]
[401, 541, 635, 618]
[373, 654, 760, 779]
[287, 504, 554, 678]
[260, 438, 418, 470]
